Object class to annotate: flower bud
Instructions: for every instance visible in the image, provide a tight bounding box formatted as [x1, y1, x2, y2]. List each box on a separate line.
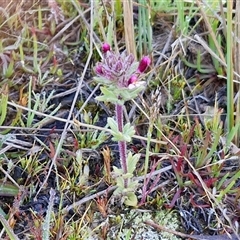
[95, 65, 103, 74]
[138, 56, 151, 73]
[102, 43, 111, 53]
[128, 75, 138, 85]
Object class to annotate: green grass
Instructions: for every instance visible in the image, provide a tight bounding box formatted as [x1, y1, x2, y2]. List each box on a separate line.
[0, 0, 240, 239]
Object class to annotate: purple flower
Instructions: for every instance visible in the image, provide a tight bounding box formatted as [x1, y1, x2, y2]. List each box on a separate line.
[128, 74, 148, 89]
[95, 50, 135, 88]
[102, 43, 111, 53]
[128, 75, 138, 85]
[138, 56, 151, 73]
[95, 65, 103, 74]
[95, 44, 151, 89]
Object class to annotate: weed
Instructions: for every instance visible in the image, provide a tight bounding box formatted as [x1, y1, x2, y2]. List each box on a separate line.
[94, 43, 150, 206]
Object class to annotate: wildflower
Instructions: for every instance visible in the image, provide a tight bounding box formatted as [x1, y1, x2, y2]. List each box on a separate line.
[95, 50, 135, 88]
[102, 43, 111, 53]
[128, 75, 138, 85]
[95, 65, 103, 74]
[137, 56, 151, 73]
[93, 44, 152, 206]
[94, 43, 150, 89]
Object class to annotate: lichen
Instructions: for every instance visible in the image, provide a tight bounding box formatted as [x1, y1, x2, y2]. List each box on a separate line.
[107, 209, 181, 240]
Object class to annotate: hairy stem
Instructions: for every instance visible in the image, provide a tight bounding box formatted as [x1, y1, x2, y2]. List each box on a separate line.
[116, 104, 128, 188]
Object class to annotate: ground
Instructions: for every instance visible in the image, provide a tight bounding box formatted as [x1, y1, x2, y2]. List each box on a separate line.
[0, 1, 240, 240]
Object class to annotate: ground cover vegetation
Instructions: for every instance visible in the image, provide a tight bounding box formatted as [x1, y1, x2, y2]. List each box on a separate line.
[0, 0, 240, 239]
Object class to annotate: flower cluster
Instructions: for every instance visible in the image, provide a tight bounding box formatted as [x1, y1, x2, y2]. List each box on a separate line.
[95, 43, 151, 89]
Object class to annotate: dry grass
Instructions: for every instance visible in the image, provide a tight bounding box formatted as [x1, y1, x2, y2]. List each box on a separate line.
[0, 1, 240, 239]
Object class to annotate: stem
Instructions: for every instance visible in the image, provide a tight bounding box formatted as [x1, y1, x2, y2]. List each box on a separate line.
[226, 1, 234, 144]
[116, 104, 128, 188]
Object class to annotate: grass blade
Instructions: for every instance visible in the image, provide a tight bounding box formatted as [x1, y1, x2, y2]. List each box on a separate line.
[0, 213, 19, 240]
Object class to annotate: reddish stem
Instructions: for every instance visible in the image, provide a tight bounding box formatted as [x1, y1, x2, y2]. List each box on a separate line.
[116, 104, 128, 188]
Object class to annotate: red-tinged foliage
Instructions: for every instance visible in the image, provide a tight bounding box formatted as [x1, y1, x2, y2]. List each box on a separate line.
[130, 145, 139, 153]
[204, 177, 218, 188]
[53, 55, 58, 67]
[190, 194, 210, 208]
[176, 156, 184, 172]
[187, 172, 201, 187]
[165, 188, 183, 209]
[49, 126, 56, 135]
[73, 138, 79, 151]
[48, 141, 56, 159]
[94, 163, 101, 177]
[30, 27, 37, 36]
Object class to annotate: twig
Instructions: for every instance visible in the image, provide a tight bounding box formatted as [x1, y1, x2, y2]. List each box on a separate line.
[144, 220, 239, 240]
[62, 186, 116, 214]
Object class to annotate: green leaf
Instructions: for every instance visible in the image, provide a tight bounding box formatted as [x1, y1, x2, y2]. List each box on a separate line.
[0, 207, 6, 218]
[124, 192, 138, 206]
[93, 76, 112, 85]
[113, 166, 123, 175]
[115, 177, 125, 188]
[111, 134, 122, 142]
[101, 86, 117, 96]
[127, 180, 139, 190]
[108, 118, 131, 142]
[120, 85, 145, 101]
[96, 83, 145, 104]
[122, 173, 133, 178]
[5, 59, 14, 78]
[112, 133, 132, 142]
[107, 117, 119, 132]
[127, 152, 140, 174]
[0, 181, 19, 197]
[0, 84, 8, 126]
[111, 131, 125, 142]
[0, 213, 19, 240]
[113, 186, 124, 196]
[42, 189, 55, 240]
[123, 123, 135, 140]
[96, 86, 123, 104]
